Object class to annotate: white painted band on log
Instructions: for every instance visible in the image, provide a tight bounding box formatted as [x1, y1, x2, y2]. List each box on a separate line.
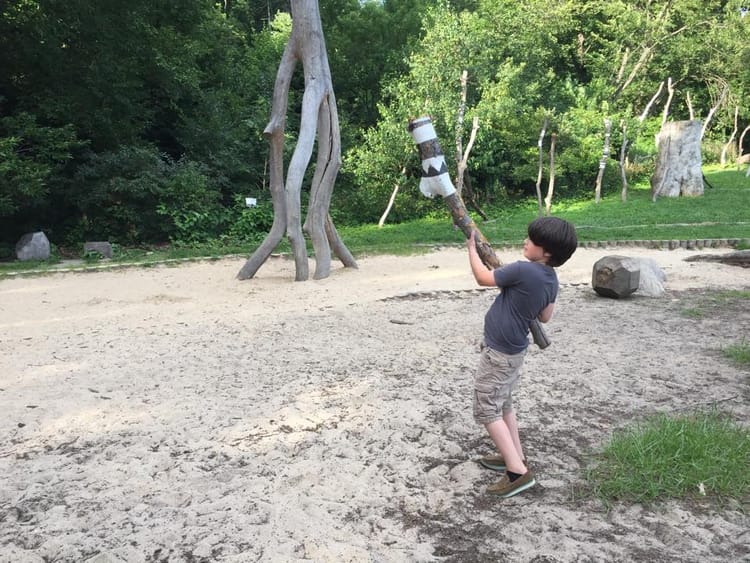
[419, 174, 456, 198]
[410, 120, 437, 144]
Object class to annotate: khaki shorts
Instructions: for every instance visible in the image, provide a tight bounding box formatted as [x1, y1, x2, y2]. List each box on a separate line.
[473, 345, 526, 425]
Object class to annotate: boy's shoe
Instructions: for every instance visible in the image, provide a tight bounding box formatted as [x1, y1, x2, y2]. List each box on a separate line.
[487, 470, 536, 498]
[478, 453, 527, 472]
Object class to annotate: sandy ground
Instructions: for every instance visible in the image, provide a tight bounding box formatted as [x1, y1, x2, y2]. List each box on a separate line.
[1, 245, 749, 563]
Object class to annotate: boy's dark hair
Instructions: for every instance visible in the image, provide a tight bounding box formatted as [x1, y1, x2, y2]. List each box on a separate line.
[528, 217, 578, 267]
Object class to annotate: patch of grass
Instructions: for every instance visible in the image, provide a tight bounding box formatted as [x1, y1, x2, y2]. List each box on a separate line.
[723, 338, 750, 367]
[679, 290, 750, 319]
[712, 289, 750, 303]
[587, 410, 750, 505]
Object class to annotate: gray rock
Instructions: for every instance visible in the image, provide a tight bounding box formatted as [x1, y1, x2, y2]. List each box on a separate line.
[15, 231, 50, 261]
[635, 257, 667, 297]
[592, 255, 640, 298]
[84, 241, 113, 259]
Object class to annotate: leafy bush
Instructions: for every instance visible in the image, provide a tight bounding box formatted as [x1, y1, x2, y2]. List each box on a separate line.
[0, 113, 82, 240]
[68, 147, 226, 244]
[156, 160, 227, 244]
[225, 194, 275, 242]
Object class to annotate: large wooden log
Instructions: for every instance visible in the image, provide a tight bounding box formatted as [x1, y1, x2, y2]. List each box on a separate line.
[408, 116, 550, 349]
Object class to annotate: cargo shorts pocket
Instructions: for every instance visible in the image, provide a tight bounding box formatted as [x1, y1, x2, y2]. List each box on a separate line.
[473, 381, 501, 421]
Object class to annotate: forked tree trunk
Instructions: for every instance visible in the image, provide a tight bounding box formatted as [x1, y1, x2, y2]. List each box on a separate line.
[237, 0, 356, 281]
[651, 120, 703, 200]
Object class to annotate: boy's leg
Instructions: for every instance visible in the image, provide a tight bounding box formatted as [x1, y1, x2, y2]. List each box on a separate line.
[502, 409, 525, 463]
[485, 418, 527, 475]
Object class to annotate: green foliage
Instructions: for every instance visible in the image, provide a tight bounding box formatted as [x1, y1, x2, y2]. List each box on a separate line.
[68, 147, 227, 244]
[0, 113, 82, 230]
[156, 160, 227, 244]
[587, 410, 750, 504]
[225, 194, 275, 243]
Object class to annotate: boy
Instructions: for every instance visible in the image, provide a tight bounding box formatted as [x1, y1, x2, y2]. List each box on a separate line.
[466, 216, 577, 498]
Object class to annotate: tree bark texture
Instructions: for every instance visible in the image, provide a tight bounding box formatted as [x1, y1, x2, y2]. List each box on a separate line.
[408, 116, 550, 349]
[651, 120, 703, 200]
[237, 0, 356, 281]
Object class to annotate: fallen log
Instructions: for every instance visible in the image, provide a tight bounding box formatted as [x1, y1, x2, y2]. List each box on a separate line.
[684, 250, 750, 268]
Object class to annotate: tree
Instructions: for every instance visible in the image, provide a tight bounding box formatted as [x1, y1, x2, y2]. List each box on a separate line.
[237, 0, 357, 281]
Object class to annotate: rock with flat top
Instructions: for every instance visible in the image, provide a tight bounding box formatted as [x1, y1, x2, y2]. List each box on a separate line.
[592, 255, 640, 298]
[84, 241, 113, 259]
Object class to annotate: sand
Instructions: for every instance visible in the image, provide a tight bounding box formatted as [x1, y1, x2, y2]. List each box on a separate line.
[1, 245, 749, 562]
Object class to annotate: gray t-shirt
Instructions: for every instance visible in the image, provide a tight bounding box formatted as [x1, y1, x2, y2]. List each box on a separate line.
[484, 260, 558, 354]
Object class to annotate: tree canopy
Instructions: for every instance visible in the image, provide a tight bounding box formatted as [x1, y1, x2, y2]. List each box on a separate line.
[1, 0, 748, 254]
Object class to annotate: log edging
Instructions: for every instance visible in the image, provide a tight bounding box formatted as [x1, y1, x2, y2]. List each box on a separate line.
[424, 238, 748, 251]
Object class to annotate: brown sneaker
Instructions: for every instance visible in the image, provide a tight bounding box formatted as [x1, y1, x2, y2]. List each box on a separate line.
[478, 454, 527, 472]
[486, 470, 536, 498]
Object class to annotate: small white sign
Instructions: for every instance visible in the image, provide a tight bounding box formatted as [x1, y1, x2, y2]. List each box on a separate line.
[245, 197, 257, 207]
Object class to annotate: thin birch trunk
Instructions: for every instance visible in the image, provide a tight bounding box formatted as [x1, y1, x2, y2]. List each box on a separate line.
[661, 77, 674, 126]
[594, 119, 612, 204]
[619, 122, 630, 202]
[640, 81, 664, 122]
[378, 166, 406, 227]
[535, 117, 548, 216]
[737, 125, 750, 171]
[701, 84, 729, 139]
[544, 133, 557, 216]
[686, 92, 695, 120]
[720, 105, 739, 166]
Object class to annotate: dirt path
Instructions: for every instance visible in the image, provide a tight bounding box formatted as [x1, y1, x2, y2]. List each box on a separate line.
[1, 246, 748, 562]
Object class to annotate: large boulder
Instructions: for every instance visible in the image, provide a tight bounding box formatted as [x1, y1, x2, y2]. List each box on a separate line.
[15, 231, 50, 261]
[592, 255, 640, 298]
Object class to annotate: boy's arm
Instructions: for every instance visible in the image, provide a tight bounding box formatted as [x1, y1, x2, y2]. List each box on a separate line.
[467, 231, 497, 286]
[538, 302, 555, 323]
